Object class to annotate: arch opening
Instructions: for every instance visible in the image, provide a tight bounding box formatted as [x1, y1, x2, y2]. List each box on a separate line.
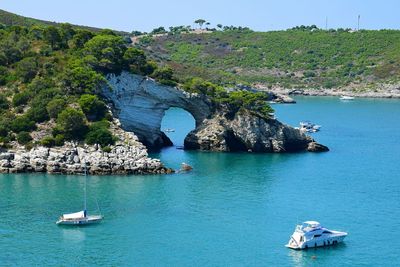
[161, 107, 196, 149]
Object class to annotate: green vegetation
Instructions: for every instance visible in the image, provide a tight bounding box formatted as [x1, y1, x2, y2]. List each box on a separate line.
[0, 10, 276, 148]
[16, 131, 32, 145]
[139, 27, 400, 89]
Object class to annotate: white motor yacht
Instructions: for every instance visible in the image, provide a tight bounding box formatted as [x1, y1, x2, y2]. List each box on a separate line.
[285, 221, 347, 250]
[299, 121, 321, 133]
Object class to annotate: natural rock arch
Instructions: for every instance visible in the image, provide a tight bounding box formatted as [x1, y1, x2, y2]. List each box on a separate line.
[103, 72, 328, 153]
[103, 72, 213, 149]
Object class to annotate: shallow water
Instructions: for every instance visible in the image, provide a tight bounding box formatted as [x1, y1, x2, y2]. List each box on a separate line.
[0, 96, 399, 266]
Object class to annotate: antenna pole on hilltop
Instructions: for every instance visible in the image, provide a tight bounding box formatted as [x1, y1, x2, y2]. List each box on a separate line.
[325, 17, 328, 30]
[357, 15, 360, 31]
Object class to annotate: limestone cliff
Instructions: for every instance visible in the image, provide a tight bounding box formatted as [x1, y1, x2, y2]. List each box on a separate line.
[103, 72, 328, 153]
[103, 72, 213, 149]
[184, 109, 328, 152]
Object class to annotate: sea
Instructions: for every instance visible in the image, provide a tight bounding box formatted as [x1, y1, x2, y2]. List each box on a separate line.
[0, 96, 399, 266]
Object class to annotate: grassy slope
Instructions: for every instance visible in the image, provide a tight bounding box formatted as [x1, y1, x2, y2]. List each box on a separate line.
[0, 9, 126, 34]
[139, 29, 400, 90]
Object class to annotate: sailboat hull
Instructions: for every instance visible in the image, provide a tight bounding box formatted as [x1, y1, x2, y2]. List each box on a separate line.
[56, 215, 103, 225]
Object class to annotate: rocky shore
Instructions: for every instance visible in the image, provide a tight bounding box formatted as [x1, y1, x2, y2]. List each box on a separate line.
[0, 120, 172, 175]
[263, 83, 400, 99]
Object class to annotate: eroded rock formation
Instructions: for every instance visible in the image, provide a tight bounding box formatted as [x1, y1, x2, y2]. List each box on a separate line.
[184, 109, 328, 152]
[104, 72, 328, 153]
[104, 72, 213, 149]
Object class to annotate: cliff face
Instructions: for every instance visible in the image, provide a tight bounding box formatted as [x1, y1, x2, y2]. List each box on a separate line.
[103, 72, 213, 149]
[184, 109, 328, 152]
[104, 72, 328, 153]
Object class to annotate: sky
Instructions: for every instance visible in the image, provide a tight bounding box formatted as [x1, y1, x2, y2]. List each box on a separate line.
[1, 0, 399, 32]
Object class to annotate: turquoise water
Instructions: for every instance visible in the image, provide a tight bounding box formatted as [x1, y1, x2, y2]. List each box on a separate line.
[1, 97, 399, 266]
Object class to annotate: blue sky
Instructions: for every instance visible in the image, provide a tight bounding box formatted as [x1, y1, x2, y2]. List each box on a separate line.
[1, 0, 399, 32]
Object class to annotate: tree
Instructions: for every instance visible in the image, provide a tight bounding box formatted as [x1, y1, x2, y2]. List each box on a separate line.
[71, 30, 94, 49]
[194, 19, 206, 29]
[151, 27, 167, 35]
[46, 97, 66, 118]
[43, 26, 62, 49]
[123, 47, 147, 74]
[60, 62, 105, 94]
[217, 24, 223, 30]
[78, 94, 107, 121]
[83, 35, 127, 72]
[151, 66, 176, 85]
[15, 57, 38, 83]
[56, 108, 87, 140]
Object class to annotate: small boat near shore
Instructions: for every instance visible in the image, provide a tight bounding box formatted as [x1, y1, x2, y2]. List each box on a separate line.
[164, 128, 175, 133]
[285, 221, 347, 250]
[298, 121, 321, 133]
[340, 95, 355, 100]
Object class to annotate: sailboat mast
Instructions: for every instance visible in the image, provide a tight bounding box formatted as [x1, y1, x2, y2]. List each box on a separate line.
[84, 161, 87, 212]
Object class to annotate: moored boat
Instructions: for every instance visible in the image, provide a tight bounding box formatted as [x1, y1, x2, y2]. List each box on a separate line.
[299, 121, 321, 133]
[56, 211, 103, 225]
[56, 163, 103, 226]
[285, 221, 347, 250]
[340, 95, 355, 100]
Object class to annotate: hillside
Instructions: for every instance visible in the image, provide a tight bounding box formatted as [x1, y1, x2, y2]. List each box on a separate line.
[138, 28, 400, 92]
[0, 9, 125, 34]
[0, 12, 273, 150]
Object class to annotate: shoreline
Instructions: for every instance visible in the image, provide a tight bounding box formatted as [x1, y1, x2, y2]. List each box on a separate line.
[267, 87, 400, 99]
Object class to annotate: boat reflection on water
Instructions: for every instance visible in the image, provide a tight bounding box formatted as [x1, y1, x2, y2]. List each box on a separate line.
[288, 241, 348, 267]
[61, 228, 86, 243]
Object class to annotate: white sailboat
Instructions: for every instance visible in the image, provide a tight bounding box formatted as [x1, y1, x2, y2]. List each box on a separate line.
[56, 163, 103, 225]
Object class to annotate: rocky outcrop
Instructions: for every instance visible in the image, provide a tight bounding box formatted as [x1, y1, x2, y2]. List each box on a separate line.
[103, 72, 213, 149]
[184, 109, 328, 153]
[104, 72, 328, 153]
[0, 121, 172, 175]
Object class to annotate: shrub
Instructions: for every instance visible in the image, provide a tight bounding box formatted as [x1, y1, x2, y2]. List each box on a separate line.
[16, 131, 32, 145]
[0, 66, 8, 85]
[11, 116, 36, 133]
[12, 91, 31, 106]
[102, 146, 112, 153]
[40, 136, 56, 147]
[78, 94, 107, 121]
[46, 97, 66, 118]
[54, 134, 65, 146]
[85, 128, 115, 147]
[15, 57, 38, 83]
[56, 108, 87, 140]
[0, 94, 10, 110]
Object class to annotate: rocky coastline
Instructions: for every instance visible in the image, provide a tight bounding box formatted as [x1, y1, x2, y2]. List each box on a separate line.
[263, 83, 400, 99]
[0, 120, 172, 175]
[184, 108, 328, 153]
